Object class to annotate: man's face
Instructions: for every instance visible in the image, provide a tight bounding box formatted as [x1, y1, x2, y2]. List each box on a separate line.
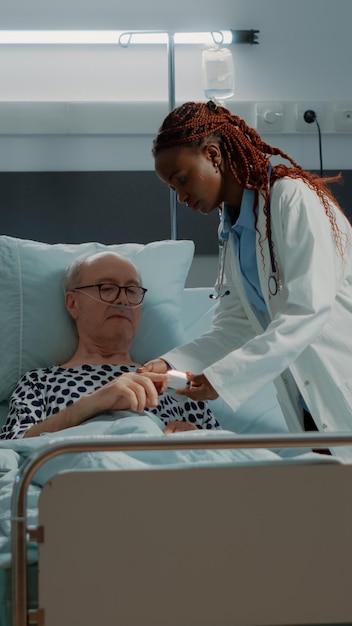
[67, 253, 143, 351]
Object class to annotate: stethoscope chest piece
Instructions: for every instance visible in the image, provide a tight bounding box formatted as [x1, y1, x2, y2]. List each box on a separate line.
[268, 274, 282, 297]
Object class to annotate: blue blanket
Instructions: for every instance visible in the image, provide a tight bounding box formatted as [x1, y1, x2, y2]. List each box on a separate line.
[0, 411, 332, 569]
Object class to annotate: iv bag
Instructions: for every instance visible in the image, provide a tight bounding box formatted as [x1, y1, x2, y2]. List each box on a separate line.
[202, 47, 235, 101]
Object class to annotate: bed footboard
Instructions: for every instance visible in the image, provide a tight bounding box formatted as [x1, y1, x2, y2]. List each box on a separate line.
[11, 433, 352, 626]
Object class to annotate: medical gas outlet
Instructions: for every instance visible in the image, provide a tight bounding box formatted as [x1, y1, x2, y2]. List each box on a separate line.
[255, 103, 284, 133]
[334, 104, 352, 131]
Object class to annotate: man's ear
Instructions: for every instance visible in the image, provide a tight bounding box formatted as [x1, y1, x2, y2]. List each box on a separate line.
[65, 291, 79, 320]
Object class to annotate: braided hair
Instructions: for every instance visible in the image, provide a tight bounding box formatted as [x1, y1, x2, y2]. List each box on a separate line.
[153, 101, 346, 257]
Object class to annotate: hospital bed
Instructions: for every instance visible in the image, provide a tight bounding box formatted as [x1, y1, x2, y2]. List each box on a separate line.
[0, 234, 352, 626]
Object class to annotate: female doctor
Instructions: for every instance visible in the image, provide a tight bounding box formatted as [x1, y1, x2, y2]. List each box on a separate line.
[146, 100, 352, 461]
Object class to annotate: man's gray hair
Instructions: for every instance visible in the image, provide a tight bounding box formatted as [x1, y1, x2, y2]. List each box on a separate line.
[63, 253, 93, 292]
[63, 251, 141, 292]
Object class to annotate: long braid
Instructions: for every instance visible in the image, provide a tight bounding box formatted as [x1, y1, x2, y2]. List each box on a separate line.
[153, 101, 347, 257]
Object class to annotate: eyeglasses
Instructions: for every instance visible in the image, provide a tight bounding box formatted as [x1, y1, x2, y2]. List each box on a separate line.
[73, 283, 148, 305]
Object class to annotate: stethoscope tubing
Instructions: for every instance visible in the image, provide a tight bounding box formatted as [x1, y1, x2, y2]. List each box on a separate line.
[209, 238, 229, 300]
[266, 198, 281, 296]
[211, 197, 281, 300]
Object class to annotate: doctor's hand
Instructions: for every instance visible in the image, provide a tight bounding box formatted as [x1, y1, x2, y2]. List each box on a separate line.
[177, 373, 219, 402]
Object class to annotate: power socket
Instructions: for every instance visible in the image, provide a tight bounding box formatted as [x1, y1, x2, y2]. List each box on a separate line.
[295, 103, 324, 132]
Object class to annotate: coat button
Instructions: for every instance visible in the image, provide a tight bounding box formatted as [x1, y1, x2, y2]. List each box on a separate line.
[304, 380, 310, 386]
[323, 423, 328, 429]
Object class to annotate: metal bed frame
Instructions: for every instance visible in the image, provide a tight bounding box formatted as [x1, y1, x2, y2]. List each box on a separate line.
[11, 431, 352, 626]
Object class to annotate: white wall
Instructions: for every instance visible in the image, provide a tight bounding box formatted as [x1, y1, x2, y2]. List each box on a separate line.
[0, 0, 351, 172]
[1, 0, 351, 286]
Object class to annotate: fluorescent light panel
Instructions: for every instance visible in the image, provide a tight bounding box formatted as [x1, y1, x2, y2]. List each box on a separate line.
[0, 30, 233, 45]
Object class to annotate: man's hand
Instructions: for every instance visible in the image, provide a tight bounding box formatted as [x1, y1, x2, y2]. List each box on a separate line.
[138, 359, 169, 374]
[24, 371, 170, 437]
[164, 420, 198, 434]
[94, 371, 169, 414]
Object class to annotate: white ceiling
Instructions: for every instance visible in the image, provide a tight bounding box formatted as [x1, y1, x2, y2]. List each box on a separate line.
[0, 0, 239, 29]
[3, 0, 333, 30]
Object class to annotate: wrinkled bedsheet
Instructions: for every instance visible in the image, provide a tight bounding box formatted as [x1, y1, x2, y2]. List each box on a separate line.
[0, 411, 335, 569]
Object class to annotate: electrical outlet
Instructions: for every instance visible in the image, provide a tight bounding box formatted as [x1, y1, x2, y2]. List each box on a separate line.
[295, 103, 325, 132]
[334, 104, 352, 132]
[255, 103, 284, 133]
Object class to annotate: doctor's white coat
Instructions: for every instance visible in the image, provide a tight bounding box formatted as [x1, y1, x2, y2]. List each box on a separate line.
[163, 177, 352, 462]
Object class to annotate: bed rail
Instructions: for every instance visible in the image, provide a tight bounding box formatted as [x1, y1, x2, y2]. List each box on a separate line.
[11, 431, 352, 626]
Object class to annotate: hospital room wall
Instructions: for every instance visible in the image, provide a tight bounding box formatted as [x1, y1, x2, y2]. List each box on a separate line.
[0, 0, 352, 286]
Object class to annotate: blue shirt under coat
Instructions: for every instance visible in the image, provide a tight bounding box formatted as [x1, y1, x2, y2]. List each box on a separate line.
[219, 188, 267, 313]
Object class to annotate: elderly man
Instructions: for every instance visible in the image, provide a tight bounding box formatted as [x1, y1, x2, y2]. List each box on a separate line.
[0, 251, 220, 439]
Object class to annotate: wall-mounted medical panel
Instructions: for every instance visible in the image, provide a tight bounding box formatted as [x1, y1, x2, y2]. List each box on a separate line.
[0, 101, 169, 135]
[0, 101, 352, 136]
[0, 101, 351, 172]
[0, 102, 69, 134]
[66, 102, 169, 135]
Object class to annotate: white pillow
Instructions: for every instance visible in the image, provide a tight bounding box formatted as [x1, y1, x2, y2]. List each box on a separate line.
[0, 236, 194, 402]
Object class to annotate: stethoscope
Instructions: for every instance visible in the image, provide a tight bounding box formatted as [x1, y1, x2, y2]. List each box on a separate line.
[210, 198, 282, 300]
[266, 199, 282, 296]
[209, 237, 230, 300]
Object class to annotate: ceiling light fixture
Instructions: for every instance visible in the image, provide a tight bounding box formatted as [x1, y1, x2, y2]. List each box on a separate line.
[0, 29, 258, 46]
